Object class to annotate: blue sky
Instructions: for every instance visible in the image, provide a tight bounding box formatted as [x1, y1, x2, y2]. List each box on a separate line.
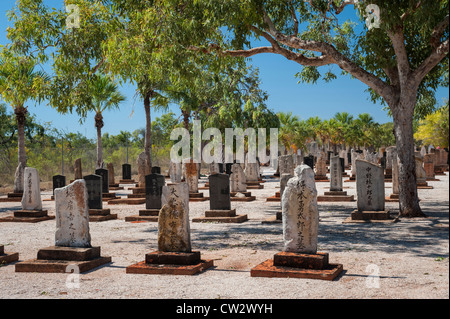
[0, 1, 448, 140]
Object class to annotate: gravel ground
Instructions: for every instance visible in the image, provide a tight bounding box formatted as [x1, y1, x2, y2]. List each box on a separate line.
[0, 169, 448, 300]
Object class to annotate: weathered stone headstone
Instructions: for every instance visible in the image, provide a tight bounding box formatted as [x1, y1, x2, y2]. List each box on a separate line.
[315, 152, 328, 181]
[251, 164, 343, 281]
[21, 167, 43, 211]
[386, 154, 400, 201]
[15, 179, 111, 273]
[83, 174, 103, 210]
[13, 162, 25, 194]
[107, 163, 115, 186]
[95, 168, 109, 194]
[330, 156, 343, 192]
[244, 162, 259, 182]
[158, 183, 191, 253]
[282, 165, 319, 254]
[230, 164, 247, 193]
[185, 161, 199, 194]
[52, 175, 66, 195]
[278, 155, 295, 176]
[169, 161, 182, 183]
[74, 158, 83, 180]
[137, 152, 149, 188]
[126, 182, 214, 275]
[209, 163, 221, 175]
[54, 180, 92, 248]
[415, 156, 431, 188]
[424, 154, 436, 181]
[122, 163, 132, 180]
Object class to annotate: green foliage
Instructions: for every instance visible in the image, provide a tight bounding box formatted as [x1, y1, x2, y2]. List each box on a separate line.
[414, 100, 449, 148]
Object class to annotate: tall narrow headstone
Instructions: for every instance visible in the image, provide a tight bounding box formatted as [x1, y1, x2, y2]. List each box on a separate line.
[74, 158, 83, 180]
[52, 175, 66, 195]
[424, 154, 436, 180]
[170, 161, 182, 183]
[21, 167, 43, 211]
[158, 183, 191, 253]
[95, 168, 109, 194]
[282, 165, 319, 254]
[279, 155, 295, 176]
[329, 156, 343, 192]
[315, 152, 328, 181]
[230, 164, 247, 193]
[137, 152, 149, 188]
[107, 163, 115, 186]
[346, 160, 392, 222]
[122, 163, 132, 180]
[185, 161, 199, 194]
[13, 162, 25, 194]
[83, 174, 103, 210]
[145, 173, 166, 210]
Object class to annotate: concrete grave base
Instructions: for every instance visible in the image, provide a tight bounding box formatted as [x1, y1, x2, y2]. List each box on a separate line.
[0, 210, 54, 223]
[317, 191, 355, 202]
[192, 209, 248, 223]
[189, 192, 209, 202]
[0, 246, 19, 265]
[15, 246, 111, 273]
[251, 252, 343, 281]
[88, 209, 117, 222]
[262, 211, 282, 224]
[126, 251, 213, 276]
[125, 209, 160, 222]
[343, 210, 399, 223]
[230, 192, 256, 202]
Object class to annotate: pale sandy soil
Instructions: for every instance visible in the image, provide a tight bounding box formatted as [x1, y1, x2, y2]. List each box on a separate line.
[0, 169, 448, 300]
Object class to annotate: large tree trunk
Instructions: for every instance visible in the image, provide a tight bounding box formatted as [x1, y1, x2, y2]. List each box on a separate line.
[95, 112, 104, 169]
[391, 97, 425, 218]
[144, 92, 152, 171]
[15, 106, 27, 168]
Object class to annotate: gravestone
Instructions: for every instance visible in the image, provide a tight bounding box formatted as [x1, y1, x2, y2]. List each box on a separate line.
[304, 155, 314, 170]
[4, 167, 53, 223]
[137, 152, 149, 188]
[151, 166, 161, 175]
[95, 168, 109, 194]
[424, 154, 437, 181]
[74, 158, 83, 180]
[386, 154, 400, 201]
[193, 174, 248, 223]
[13, 162, 25, 194]
[83, 175, 103, 210]
[315, 152, 328, 181]
[170, 161, 182, 183]
[126, 182, 213, 275]
[244, 162, 263, 189]
[279, 155, 295, 176]
[230, 164, 247, 193]
[209, 163, 221, 175]
[346, 160, 393, 222]
[15, 179, 111, 273]
[107, 163, 116, 186]
[225, 163, 233, 175]
[185, 161, 199, 194]
[52, 175, 66, 195]
[415, 156, 431, 189]
[318, 156, 354, 202]
[251, 165, 343, 280]
[122, 164, 132, 180]
[55, 180, 92, 248]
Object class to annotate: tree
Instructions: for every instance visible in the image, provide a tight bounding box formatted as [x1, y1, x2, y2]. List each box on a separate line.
[0, 49, 49, 189]
[87, 75, 126, 168]
[131, 0, 448, 217]
[414, 101, 449, 148]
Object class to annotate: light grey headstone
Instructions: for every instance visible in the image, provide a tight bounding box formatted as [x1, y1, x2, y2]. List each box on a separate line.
[21, 167, 42, 211]
[282, 165, 319, 254]
[330, 156, 343, 192]
[356, 160, 385, 211]
[230, 164, 247, 192]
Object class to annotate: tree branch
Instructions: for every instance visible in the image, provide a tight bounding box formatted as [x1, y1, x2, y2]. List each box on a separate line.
[431, 14, 449, 49]
[413, 39, 449, 83]
[387, 26, 411, 85]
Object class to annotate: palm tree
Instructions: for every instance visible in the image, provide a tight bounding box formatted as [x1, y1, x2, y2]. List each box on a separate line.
[0, 51, 49, 191]
[87, 75, 126, 168]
